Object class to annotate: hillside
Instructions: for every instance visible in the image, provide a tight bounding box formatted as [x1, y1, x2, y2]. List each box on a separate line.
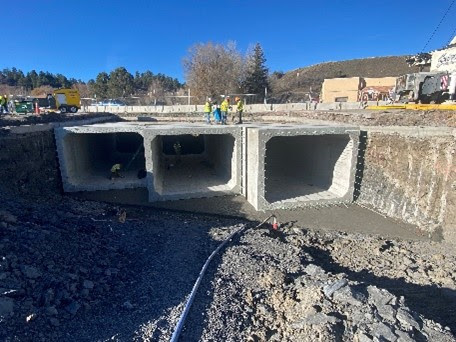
[270, 56, 425, 102]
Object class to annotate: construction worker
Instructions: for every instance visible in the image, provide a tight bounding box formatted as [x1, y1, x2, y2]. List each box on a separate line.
[3, 95, 8, 113]
[110, 163, 124, 180]
[233, 96, 244, 124]
[203, 97, 212, 124]
[173, 140, 182, 164]
[213, 102, 221, 124]
[220, 96, 230, 125]
[0, 95, 3, 114]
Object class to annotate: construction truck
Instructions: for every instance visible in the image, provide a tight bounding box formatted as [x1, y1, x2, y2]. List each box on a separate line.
[395, 36, 456, 104]
[8, 89, 81, 114]
[394, 72, 454, 103]
[53, 88, 81, 113]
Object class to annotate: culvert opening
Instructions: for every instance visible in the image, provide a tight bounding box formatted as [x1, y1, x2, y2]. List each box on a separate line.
[63, 132, 146, 187]
[265, 134, 352, 203]
[151, 134, 235, 196]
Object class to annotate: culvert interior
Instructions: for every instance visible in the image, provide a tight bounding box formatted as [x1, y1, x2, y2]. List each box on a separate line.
[151, 134, 235, 196]
[264, 134, 352, 203]
[62, 132, 146, 187]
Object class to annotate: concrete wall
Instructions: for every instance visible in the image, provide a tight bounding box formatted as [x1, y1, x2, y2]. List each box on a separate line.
[246, 124, 359, 210]
[81, 101, 389, 115]
[55, 123, 147, 192]
[142, 125, 242, 201]
[358, 127, 456, 241]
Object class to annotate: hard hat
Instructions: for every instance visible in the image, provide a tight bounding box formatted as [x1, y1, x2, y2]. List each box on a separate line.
[235, 97, 240, 101]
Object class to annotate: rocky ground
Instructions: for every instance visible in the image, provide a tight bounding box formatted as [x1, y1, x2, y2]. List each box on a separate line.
[251, 109, 456, 128]
[0, 189, 243, 341]
[1, 187, 455, 341]
[182, 226, 456, 341]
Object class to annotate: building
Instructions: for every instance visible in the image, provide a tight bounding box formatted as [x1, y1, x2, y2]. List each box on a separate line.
[430, 36, 456, 73]
[321, 77, 396, 103]
[321, 77, 364, 103]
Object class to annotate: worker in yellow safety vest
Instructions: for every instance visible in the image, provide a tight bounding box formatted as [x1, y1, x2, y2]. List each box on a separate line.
[232, 96, 244, 124]
[203, 98, 212, 124]
[220, 96, 230, 125]
[110, 163, 124, 180]
[0, 95, 4, 114]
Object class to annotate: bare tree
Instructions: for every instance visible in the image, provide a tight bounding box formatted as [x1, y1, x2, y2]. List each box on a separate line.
[147, 79, 166, 105]
[183, 41, 244, 101]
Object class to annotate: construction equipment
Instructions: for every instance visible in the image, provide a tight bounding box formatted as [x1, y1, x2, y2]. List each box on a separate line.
[12, 99, 34, 114]
[53, 88, 81, 113]
[8, 88, 81, 115]
[394, 72, 454, 104]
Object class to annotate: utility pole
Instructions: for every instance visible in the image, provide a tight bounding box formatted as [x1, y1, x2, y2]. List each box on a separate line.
[264, 87, 268, 104]
[188, 88, 191, 105]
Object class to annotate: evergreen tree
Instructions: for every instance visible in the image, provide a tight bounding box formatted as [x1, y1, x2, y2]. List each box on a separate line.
[92, 72, 110, 99]
[108, 67, 134, 98]
[243, 43, 269, 99]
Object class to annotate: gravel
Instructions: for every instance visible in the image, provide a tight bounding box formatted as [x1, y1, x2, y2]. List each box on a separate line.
[181, 226, 456, 341]
[1, 188, 455, 341]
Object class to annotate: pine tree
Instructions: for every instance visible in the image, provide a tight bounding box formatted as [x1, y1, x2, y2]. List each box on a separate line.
[243, 43, 269, 100]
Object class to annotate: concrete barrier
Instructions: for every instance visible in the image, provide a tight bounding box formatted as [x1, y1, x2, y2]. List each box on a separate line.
[81, 101, 390, 115]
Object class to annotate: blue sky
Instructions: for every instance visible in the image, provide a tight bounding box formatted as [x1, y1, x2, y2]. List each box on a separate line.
[4, 0, 456, 82]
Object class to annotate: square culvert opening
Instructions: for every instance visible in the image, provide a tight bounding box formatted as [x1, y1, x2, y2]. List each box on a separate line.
[265, 134, 352, 203]
[63, 132, 146, 188]
[151, 134, 235, 196]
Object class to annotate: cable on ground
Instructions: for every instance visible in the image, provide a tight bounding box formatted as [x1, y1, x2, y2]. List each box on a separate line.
[170, 214, 275, 342]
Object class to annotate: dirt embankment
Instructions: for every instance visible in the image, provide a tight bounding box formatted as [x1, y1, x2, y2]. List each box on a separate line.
[359, 132, 456, 240]
[269, 56, 422, 102]
[251, 109, 456, 128]
[0, 130, 61, 195]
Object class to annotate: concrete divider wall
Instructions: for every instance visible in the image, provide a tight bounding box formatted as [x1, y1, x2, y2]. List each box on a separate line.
[81, 101, 389, 114]
[358, 127, 456, 241]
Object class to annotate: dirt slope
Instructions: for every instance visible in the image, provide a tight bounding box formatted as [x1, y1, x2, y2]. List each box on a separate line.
[270, 56, 424, 102]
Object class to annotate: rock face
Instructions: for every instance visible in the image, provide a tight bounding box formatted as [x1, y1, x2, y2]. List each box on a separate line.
[181, 227, 456, 342]
[358, 131, 456, 241]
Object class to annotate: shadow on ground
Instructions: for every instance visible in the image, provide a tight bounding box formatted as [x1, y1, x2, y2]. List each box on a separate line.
[303, 244, 456, 333]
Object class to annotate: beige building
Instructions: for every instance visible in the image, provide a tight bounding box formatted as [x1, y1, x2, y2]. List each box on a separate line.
[321, 77, 364, 103]
[321, 76, 396, 103]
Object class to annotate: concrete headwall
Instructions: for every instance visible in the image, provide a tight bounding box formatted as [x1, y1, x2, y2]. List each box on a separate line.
[359, 127, 456, 241]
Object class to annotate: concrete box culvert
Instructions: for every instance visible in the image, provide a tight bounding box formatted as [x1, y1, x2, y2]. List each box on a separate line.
[246, 125, 359, 210]
[55, 126, 147, 192]
[144, 126, 242, 201]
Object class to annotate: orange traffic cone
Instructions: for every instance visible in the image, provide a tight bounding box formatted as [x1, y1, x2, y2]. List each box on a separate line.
[272, 216, 279, 230]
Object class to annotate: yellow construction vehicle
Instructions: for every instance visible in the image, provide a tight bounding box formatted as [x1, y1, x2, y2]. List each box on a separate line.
[53, 88, 81, 113]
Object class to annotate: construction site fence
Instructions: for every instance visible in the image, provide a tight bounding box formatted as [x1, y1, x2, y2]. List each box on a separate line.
[81, 101, 390, 114]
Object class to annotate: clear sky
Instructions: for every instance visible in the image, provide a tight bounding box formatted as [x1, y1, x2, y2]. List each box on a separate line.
[4, 0, 456, 82]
